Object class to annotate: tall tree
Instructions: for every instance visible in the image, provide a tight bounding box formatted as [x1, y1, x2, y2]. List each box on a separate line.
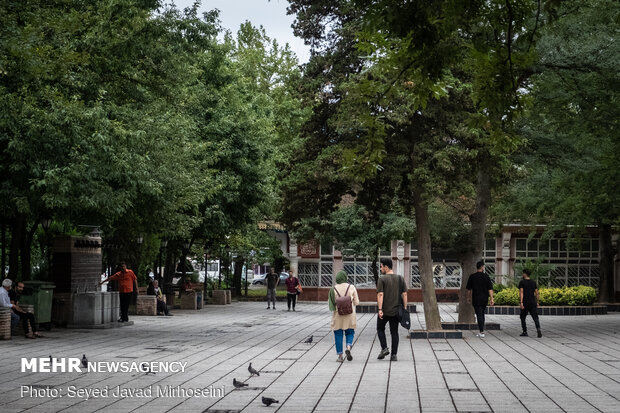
[501, 0, 620, 302]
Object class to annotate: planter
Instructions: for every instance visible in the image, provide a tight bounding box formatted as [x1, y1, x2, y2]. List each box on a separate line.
[486, 306, 608, 316]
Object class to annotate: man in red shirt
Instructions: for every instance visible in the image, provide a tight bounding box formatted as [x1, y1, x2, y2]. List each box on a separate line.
[100, 262, 138, 322]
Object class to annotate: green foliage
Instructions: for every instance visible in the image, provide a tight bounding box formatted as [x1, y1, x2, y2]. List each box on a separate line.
[494, 286, 597, 306]
[513, 257, 556, 286]
[493, 283, 506, 294]
[494, 287, 520, 305]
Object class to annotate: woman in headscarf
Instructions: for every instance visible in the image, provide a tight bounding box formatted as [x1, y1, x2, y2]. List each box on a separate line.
[329, 270, 360, 362]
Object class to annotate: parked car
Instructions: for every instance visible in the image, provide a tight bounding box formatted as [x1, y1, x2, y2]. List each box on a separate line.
[252, 272, 288, 285]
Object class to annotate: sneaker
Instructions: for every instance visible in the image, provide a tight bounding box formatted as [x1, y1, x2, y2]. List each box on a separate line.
[273, 307, 276, 310]
[476, 332, 485, 338]
[537, 330, 542, 338]
[377, 348, 390, 359]
[345, 348, 353, 361]
[293, 308, 296, 312]
[336, 355, 344, 363]
[266, 307, 270, 309]
[287, 309, 290, 312]
[390, 355, 397, 361]
[520, 331, 528, 337]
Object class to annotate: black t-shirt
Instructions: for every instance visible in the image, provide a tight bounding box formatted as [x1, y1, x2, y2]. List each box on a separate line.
[518, 278, 538, 307]
[466, 272, 493, 307]
[8, 289, 18, 304]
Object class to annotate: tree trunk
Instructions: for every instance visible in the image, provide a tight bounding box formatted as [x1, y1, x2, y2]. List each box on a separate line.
[371, 246, 379, 285]
[8, 214, 23, 280]
[412, 192, 442, 331]
[20, 219, 38, 281]
[598, 223, 616, 303]
[233, 255, 244, 296]
[1, 218, 6, 279]
[163, 246, 175, 294]
[458, 169, 491, 323]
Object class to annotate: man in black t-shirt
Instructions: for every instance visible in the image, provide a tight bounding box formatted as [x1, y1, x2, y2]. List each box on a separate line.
[376, 258, 408, 361]
[518, 269, 542, 337]
[265, 268, 279, 310]
[466, 260, 494, 338]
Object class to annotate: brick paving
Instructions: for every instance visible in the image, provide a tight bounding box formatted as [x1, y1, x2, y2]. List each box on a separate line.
[1, 302, 619, 412]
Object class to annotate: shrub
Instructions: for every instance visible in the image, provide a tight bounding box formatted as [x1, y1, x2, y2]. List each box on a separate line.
[493, 286, 597, 306]
[493, 283, 506, 294]
[494, 288, 519, 305]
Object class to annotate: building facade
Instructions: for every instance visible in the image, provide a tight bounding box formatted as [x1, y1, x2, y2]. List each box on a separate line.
[276, 226, 619, 302]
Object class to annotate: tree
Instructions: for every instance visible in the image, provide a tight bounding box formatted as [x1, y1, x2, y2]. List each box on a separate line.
[501, 0, 620, 302]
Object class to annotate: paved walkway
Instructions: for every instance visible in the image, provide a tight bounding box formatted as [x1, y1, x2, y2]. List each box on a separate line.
[1, 302, 619, 412]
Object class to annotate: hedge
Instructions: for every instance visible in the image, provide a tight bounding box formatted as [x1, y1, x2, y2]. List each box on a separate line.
[494, 286, 597, 306]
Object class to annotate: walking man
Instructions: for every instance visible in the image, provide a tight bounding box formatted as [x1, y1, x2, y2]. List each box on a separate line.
[376, 258, 408, 361]
[100, 262, 138, 322]
[265, 267, 279, 310]
[519, 269, 542, 337]
[466, 260, 494, 338]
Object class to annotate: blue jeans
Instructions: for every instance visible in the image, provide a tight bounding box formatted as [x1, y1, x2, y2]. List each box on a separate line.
[334, 328, 355, 355]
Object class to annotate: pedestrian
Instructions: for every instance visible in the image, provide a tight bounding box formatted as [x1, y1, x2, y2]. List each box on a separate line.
[2, 279, 42, 338]
[376, 258, 408, 361]
[329, 270, 359, 362]
[100, 262, 139, 322]
[265, 267, 279, 310]
[466, 260, 495, 337]
[519, 269, 542, 337]
[285, 270, 300, 311]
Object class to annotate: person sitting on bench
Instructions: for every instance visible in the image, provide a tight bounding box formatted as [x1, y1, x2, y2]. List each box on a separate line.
[147, 280, 170, 316]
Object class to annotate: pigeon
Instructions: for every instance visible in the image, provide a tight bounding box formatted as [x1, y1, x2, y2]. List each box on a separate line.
[248, 362, 260, 377]
[262, 396, 279, 406]
[81, 354, 88, 368]
[303, 335, 313, 344]
[233, 378, 248, 388]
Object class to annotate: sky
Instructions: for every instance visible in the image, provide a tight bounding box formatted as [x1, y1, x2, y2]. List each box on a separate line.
[169, 0, 310, 63]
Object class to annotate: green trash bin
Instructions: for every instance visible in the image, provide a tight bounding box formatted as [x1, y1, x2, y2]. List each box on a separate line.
[19, 281, 55, 331]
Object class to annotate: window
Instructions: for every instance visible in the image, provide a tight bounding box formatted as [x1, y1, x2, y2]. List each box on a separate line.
[298, 263, 319, 287]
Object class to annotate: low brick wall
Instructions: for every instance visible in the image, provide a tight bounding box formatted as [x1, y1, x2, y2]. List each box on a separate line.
[179, 291, 197, 310]
[136, 296, 157, 316]
[0, 308, 11, 340]
[487, 306, 608, 316]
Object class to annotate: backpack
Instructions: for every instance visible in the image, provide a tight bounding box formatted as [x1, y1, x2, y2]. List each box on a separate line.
[335, 284, 353, 315]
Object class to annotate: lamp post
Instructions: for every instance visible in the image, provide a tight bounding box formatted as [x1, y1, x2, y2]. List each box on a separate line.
[41, 218, 52, 280]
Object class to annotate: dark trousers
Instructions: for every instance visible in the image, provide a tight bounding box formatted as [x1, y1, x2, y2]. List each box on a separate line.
[474, 305, 487, 332]
[377, 314, 400, 355]
[119, 292, 132, 321]
[156, 299, 168, 315]
[520, 306, 541, 331]
[287, 293, 297, 309]
[14, 309, 37, 335]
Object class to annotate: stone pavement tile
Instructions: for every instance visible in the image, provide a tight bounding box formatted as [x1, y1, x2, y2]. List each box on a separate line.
[443, 372, 476, 390]
[438, 359, 467, 373]
[450, 390, 489, 412]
